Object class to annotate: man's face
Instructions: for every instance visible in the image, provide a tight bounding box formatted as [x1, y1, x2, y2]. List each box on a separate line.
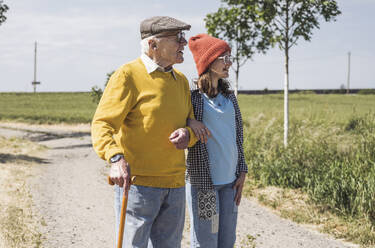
[153, 31, 187, 67]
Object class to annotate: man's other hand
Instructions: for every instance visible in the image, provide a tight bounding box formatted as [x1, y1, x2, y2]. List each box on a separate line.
[169, 128, 189, 149]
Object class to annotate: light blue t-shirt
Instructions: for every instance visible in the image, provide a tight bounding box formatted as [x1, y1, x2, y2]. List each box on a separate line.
[202, 93, 238, 185]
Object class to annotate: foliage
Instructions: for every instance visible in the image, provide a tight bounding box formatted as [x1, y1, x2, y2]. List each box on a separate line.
[358, 89, 375, 95]
[0, 0, 9, 26]
[237, 94, 375, 246]
[90, 86, 103, 104]
[205, 0, 272, 95]
[242, 99, 375, 230]
[259, 0, 341, 50]
[90, 70, 115, 104]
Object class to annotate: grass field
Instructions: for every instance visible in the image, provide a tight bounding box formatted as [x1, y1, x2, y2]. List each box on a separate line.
[0, 92, 373, 124]
[1, 92, 374, 246]
[0, 92, 97, 124]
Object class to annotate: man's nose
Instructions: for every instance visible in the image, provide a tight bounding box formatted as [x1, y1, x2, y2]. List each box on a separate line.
[180, 37, 187, 46]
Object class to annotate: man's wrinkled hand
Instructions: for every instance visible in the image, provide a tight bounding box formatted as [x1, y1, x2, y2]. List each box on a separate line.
[109, 157, 131, 191]
[169, 128, 189, 149]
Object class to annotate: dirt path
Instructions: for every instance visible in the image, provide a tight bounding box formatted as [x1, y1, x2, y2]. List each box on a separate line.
[0, 124, 358, 248]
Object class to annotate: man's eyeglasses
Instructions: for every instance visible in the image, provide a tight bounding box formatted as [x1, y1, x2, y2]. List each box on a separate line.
[218, 55, 234, 65]
[155, 32, 186, 43]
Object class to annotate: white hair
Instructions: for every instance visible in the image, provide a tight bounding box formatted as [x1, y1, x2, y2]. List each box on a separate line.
[140, 36, 160, 55]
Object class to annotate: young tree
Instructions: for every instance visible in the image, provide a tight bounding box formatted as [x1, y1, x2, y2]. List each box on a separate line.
[205, 0, 272, 96]
[0, 0, 9, 26]
[90, 71, 115, 104]
[259, 0, 341, 146]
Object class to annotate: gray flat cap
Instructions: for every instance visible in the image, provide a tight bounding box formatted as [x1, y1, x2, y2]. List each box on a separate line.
[140, 16, 191, 39]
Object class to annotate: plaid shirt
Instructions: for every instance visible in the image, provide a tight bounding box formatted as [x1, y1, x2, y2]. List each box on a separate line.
[186, 90, 248, 219]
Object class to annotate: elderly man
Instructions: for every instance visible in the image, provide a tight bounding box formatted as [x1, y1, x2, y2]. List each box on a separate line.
[91, 16, 199, 247]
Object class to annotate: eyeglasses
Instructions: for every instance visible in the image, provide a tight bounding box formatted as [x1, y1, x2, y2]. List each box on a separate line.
[218, 55, 234, 65]
[155, 32, 186, 43]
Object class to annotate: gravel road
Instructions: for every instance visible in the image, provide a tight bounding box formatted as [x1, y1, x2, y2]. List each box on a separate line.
[0, 124, 358, 248]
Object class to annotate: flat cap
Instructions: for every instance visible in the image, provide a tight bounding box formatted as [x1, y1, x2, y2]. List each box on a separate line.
[140, 16, 191, 39]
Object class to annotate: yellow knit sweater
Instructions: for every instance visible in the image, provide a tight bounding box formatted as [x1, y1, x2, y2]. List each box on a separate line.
[91, 58, 197, 188]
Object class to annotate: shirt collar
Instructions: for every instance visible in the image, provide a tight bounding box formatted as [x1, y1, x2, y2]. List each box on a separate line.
[140, 53, 176, 80]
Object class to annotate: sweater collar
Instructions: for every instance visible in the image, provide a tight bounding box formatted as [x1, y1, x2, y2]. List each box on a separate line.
[140, 54, 176, 80]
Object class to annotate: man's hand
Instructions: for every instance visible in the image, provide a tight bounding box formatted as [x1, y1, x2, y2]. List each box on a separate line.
[187, 119, 211, 144]
[109, 157, 131, 191]
[169, 128, 189, 149]
[233, 172, 246, 206]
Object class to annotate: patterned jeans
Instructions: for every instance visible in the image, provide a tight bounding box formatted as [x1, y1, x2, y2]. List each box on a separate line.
[186, 181, 238, 248]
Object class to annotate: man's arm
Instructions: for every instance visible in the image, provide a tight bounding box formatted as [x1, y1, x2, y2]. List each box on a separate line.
[91, 68, 134, 162]
[91, 67, 134, 188]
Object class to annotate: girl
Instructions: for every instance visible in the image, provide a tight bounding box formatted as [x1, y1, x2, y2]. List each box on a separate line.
[186, 33, 248, 248]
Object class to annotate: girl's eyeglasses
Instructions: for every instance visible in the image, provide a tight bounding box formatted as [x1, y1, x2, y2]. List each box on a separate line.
[218, 55, 234, 65]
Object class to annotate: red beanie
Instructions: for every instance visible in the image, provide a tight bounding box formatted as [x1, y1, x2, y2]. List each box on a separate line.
[188, 34, 231, 76]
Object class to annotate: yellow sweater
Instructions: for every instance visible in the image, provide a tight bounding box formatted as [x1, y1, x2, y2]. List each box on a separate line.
[91, 58, 197, 188]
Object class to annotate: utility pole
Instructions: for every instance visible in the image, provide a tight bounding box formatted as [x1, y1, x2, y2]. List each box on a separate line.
[31, 41, 41, 93]
[346, 51, 351, 94]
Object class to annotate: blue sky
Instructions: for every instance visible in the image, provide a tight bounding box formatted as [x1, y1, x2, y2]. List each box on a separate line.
[0, 0, 374, 92]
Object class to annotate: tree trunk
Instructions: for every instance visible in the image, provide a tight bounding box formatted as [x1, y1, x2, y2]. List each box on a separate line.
[284, 0, 290, 147]
[284, 47, 289, 147]
[235, 69, 239, 97]
[234, 59, 240, 97]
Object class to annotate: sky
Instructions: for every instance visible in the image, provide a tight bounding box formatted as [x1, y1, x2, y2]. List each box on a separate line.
[0, 0, 374, 92]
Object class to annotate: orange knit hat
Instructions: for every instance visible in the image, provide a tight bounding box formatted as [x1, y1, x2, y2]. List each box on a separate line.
[188, 34, 231, 76]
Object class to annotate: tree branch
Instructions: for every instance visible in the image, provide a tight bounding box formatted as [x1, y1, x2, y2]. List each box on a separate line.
[240, 58, 249, 67]
[274, 16, 286, 30]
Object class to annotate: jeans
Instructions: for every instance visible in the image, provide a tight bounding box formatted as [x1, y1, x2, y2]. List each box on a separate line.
[114, 184, 185, 248]
[186, 182, 238, 248]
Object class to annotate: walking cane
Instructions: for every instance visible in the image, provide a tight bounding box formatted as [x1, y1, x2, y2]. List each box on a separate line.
[108, 176, 133, 248]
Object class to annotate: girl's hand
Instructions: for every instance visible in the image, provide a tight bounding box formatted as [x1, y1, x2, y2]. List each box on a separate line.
[187, 118, 211, 143]
[233, 172, 246, 206]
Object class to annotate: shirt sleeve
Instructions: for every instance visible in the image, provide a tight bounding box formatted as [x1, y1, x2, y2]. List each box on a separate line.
[91, 67, 135, 162]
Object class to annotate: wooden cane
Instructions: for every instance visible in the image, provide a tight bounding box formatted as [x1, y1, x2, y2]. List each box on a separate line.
[108, 176, 133, 248]
[117, 185, 129, 248]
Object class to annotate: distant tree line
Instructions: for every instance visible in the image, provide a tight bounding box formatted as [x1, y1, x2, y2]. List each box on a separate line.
[238, 88, 375, 95]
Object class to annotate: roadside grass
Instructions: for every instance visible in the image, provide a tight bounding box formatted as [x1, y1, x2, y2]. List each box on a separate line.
[239, 94, 375, 247]
[0, 136, 46, 247]
[238, 234, 257, 248]
[244, 184, 374, 248]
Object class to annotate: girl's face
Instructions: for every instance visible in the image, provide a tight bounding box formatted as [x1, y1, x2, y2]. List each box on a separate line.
[209, 51, 232, 79]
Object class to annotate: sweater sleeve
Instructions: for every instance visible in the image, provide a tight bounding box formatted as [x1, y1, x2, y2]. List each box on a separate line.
[184, 79, 198, 148]
[91, 67, 135, 162]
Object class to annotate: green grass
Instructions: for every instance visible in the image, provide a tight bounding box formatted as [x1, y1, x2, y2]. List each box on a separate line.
[238, 94, 375, 125]
[0, 92, 97, 124]
[238, 93, 375, 246]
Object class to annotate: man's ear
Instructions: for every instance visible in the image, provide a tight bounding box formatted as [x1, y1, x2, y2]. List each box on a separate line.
[149, 39, 157, 50]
